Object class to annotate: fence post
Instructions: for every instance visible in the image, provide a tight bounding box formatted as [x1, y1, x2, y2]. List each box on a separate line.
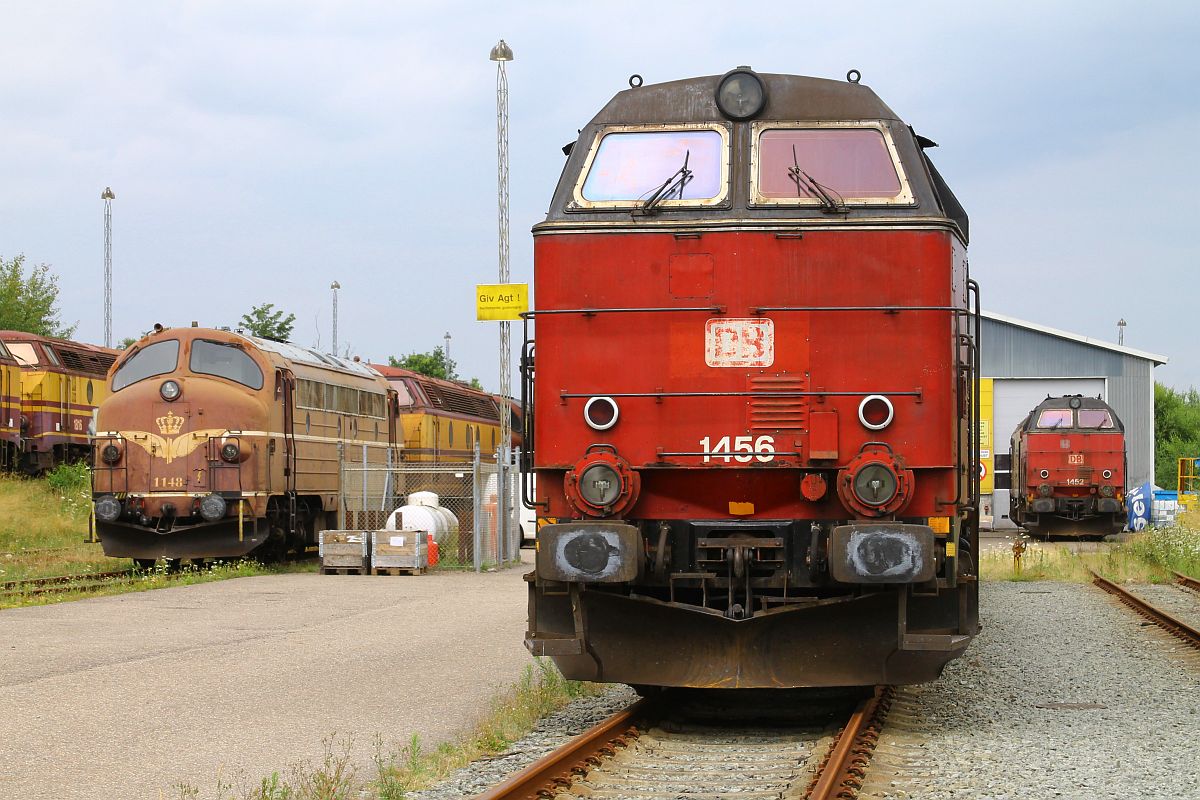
[473, 441, 482, 573]
[383, 446, 393, 515]
[337, 442, 346, 529]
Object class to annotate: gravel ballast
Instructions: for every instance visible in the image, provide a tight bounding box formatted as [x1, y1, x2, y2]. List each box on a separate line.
[418, 581, 1200, 799]
[862, 581, 1200, 799]
[407, 686, 639, 800]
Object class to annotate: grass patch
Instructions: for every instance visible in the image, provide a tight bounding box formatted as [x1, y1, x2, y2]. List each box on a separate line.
[0, 469, 125, 582]
[0, 558, 315, 610]
[981, 522, 1200, 583]
[175, 659, 603, 800]
[0, 469, 316, 608]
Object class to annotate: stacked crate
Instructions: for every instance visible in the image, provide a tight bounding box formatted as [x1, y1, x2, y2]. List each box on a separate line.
[318, 530, 369, 574]
[370, 530, 429, 575]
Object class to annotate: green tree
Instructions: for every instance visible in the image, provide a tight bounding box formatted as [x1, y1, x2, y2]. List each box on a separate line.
[389, 346, 456, 381]
[0, 254, 76, 337]
[118, 336, 139, 350]
[1154, 382, 1200, 488]
[239, 303, 296, 342]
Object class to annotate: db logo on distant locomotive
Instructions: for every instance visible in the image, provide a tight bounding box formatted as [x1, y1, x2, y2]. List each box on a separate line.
[705, 318, 774, 368]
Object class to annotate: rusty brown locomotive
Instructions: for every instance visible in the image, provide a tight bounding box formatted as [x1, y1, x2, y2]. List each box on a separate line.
[92, 325, 399, 565]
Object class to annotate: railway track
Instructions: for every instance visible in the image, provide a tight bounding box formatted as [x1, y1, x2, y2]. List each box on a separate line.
[0, 569, 139, 598]
[474, 688, 894, 800]
[1174, 570, 1200, 593]
[1090, 569, 1200, 650]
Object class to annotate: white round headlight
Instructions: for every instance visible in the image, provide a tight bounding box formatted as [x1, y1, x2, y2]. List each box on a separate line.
[583, 396, 619, 431]
[857, 395, 894, 431]
[160, 380, 181, 401]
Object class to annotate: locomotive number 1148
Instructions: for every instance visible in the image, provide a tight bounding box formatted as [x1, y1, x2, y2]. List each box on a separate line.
[699, 434, 776, 463]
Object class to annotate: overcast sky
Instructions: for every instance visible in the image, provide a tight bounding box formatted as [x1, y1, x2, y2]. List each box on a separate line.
[1, 1, 1196, 390]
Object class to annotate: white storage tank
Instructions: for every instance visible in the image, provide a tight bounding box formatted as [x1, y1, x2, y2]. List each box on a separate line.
[384, 491, 459, 545]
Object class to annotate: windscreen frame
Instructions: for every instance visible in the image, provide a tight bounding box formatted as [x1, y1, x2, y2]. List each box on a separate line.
[570, 123, 732, 211]
[111, 339, 181, 391]
[748, 120, 916, 207]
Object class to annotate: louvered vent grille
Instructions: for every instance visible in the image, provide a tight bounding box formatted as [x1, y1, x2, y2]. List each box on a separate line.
[55, 347, 116, 376]
[421, 382, 500, 420]
[749, 374, 807, 432]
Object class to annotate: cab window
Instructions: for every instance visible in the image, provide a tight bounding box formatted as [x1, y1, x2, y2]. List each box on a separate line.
[577, 127, 728, 207]
[391, 380, 415, 408]
[1036, 409, 1074, 429]
[189, 340, 264, 390]
[0, 340, 11, 359]
[753, 124, 911, 205]
[1077, 409, 1115, 429]
[6, 342, 39, 366]
[112, 340, 180, 390]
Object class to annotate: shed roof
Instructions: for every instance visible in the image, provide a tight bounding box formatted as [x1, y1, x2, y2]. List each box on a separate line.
[983, 310, 1168, 366]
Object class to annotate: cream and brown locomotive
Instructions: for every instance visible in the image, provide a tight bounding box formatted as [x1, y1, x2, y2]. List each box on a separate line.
[92, 325, 398, 565]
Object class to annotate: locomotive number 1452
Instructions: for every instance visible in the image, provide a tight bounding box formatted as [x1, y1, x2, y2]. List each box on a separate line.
[699, 434, 776, 464]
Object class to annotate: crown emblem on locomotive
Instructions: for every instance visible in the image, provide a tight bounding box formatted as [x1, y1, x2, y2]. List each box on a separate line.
[156, 411, 185, 435]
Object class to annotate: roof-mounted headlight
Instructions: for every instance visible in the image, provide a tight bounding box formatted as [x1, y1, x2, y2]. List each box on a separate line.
[716, 67, 766, 121]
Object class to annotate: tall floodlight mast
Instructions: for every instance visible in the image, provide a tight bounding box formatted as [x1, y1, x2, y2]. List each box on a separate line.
[490, 39, 513, 458]
[102, 187, 115, 348]
[331, 281, 341, 355]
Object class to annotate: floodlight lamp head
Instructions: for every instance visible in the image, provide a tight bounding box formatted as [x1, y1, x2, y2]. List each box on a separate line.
[101, 187, 115, 200]
[330, 281, 341, 290]
[489, 40, 513, 62]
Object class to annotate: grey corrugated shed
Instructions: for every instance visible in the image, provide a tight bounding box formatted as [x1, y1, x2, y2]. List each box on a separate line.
[980, 311, 1167, 487]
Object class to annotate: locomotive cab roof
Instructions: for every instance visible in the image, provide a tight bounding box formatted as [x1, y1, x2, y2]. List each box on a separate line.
[538, 69, 967, 241]
[1019, 395, 1125, 433]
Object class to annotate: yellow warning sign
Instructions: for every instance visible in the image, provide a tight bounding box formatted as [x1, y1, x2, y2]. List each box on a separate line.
[476, 283, 529, 321]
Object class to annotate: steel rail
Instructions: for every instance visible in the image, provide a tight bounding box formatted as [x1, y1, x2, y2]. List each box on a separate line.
[1173, 570, 1200, 594]
[1091, 570, 1200, 649]
[807, 686, 894, 800]
[1, 570, 133, 593]
[473, 697, 651, 800]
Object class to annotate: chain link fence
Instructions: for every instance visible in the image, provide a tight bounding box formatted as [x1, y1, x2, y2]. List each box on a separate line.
[337, 444, 521, 570]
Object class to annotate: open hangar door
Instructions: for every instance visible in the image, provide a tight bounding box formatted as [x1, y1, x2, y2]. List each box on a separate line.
[985, 377, 1106, 530]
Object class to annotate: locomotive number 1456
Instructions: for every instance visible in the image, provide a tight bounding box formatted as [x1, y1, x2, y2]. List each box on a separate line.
[699, 434, 776, 464]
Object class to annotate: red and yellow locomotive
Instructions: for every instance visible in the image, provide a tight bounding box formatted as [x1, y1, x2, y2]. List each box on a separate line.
[522, 68, 980, 688]
[1009, 395, 1126, 538]
[0, 331, 117, 473]
[92, 326, 398, 565]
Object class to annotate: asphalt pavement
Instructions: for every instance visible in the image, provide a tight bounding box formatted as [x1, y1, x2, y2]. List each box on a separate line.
[0, 554, 534, 800]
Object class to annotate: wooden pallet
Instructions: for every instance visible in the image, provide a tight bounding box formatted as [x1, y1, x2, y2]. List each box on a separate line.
[321, 566, 368, 576]
[370, 566, 426, 576]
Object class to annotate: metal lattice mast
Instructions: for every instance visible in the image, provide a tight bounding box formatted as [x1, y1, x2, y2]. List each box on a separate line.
[101, 188, 115, 347]
[330, 281, 341, 355]
[491, 40, 513, 455]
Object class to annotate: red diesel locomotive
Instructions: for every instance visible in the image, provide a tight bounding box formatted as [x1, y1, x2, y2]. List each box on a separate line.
[1009, 395, 1126, 538]
[521, 68, 980, 688]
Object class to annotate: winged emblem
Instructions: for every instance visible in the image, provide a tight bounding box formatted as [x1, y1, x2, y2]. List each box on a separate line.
[119, 429, 230, 464]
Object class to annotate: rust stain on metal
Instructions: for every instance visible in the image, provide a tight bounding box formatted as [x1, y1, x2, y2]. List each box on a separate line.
[807, 686, 894, 800]
[1091, 570, 1200, 650]
[473, 698, 650, 800]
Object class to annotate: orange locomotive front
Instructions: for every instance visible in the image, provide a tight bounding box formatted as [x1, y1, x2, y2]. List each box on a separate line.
[92, 326, 398, 564]
[1010, 395, 1126, 538]
[522, 69, 980, 688]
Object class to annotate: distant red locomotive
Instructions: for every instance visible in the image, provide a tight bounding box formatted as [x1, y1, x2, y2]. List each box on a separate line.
[1009, 395, 1126, 538]
[522, 68, 980, 688]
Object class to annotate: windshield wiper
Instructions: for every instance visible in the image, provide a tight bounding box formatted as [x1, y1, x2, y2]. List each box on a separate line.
[788, 145, 845, 214]
[639, 150, 693, 214]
